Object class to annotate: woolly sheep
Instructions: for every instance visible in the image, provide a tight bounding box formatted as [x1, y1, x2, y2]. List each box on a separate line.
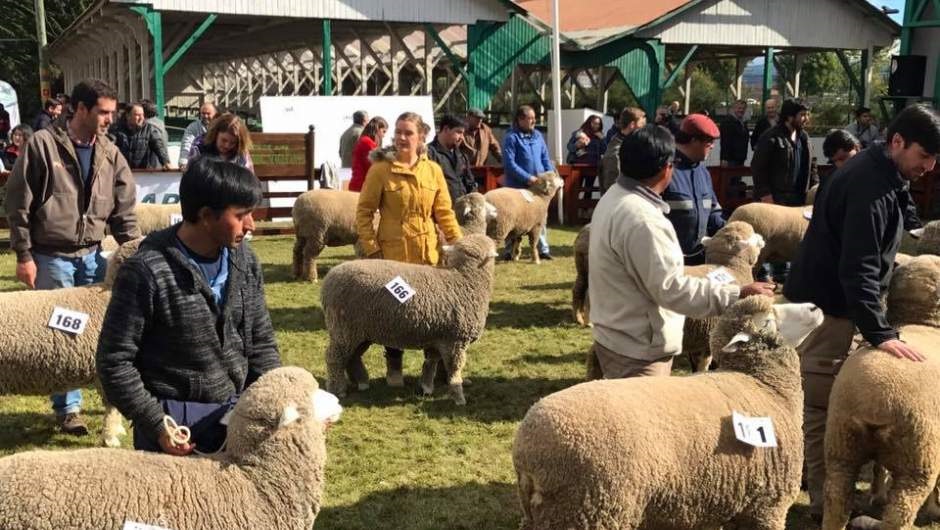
[513, 295, 823, 530]
[683, 221, 765, 372]
[823, 255, 940, 530]
[291, 189, 361, 282]
[453, 192, 498, 236]
[320, 234, 497, 405]
[484, 172, 563, 264]
[0, 366, 331, 530]
[0, 238, 141, 447]
[571, 224, 591, 327]
[136, 203, 182, 235]
[916, 219, 940, 256]
[728, 202, 811, 269]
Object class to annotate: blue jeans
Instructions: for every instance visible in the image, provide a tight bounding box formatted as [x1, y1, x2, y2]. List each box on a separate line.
[503, 225, 550, 257]
[133, 397, 237, 454]
[34, 249, 107, 416]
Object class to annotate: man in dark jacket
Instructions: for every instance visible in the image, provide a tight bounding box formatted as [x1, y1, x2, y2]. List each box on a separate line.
[662, 114, 725, 265]
[97, 158, 280, 455]
[427, 114, 477, 204]
[750, 98, 778, 150]
[599, 106, 646, 193]
[784, 104, 940, 521]
[751, 98, 818, 282]
[31, 98, 62, 131]
[114, 102, 171, 169]
[719, 99, 749, 167]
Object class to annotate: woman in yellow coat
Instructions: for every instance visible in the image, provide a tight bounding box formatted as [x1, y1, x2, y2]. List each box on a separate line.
[356, 111, 463, 386]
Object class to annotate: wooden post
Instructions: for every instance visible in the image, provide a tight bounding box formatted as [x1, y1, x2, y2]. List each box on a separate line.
[306, 124, 317, 190]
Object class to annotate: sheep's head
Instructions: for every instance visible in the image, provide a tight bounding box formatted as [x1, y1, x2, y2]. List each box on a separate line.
[454, 192, 496, 234]
[916, 220, 940, 256]
[102, 237, 143, 287]
[529, 171, 564, 197]
[441, 234, 498, 270]
[709, 296, 822, 376]
[225, 366, 337, 464]
[887, 254, 940, 328]
[703, 221, 764, 268]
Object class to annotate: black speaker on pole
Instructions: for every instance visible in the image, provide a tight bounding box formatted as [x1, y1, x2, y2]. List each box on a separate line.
[889, 55, 927, 97]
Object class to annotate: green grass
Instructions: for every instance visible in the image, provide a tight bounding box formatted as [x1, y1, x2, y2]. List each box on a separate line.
[0, 227, 930, 529]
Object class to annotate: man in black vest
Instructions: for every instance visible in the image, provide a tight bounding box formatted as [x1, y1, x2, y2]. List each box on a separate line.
[427, 114, 477, 203]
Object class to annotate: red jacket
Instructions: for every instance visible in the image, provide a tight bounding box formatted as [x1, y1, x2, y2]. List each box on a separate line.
[349, 136, 378, 192]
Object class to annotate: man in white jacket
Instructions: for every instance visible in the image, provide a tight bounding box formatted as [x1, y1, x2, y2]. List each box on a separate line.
[589, 125, 775, 378]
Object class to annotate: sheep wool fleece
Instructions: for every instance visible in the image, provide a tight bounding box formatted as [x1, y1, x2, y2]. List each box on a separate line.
[514, 296, 804, 530]
[0, 367, 327, 530]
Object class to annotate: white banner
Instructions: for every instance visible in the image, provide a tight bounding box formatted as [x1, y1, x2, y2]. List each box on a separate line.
[133, 171, 182, 204]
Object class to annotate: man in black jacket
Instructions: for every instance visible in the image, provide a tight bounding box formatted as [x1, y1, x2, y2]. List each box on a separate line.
[427, 114, 477, 203]
[719, 99, 749, 167]
[784, 104, 940, 521]
[750, 98, 778, 150]
[114, 102, 171, 169]
[97, 158, 280, 455]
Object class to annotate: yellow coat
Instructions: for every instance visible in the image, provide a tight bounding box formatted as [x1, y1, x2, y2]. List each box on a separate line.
[356, 153, 462, 265]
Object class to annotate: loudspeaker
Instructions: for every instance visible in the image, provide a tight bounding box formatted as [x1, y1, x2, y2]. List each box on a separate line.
[889, 55, 927, 97]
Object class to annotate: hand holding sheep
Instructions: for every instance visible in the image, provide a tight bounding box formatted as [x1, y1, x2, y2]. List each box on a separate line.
[15, 259, 36, 289]
[741, 281, 776, 298]
[877, 338, 925, 362]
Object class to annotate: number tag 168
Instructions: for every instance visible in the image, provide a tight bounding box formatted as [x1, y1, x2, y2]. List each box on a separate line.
[384, 275, 416, 303]
[48, 307, 90, 335]
[732, 410, 778, 448]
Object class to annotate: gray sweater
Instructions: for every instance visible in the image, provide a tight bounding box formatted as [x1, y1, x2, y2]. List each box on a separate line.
[96, 226, 281, 442]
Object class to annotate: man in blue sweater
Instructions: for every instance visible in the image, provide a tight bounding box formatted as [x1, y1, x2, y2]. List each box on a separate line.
[501, 105, 556, 260]
[662, 114, 725, 265]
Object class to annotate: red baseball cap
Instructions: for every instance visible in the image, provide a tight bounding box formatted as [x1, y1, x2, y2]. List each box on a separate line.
[679, 114, 720, 140]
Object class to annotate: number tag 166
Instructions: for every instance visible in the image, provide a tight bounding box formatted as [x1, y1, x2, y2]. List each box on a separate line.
[48, 307, 90, 335]
[384, 275, 416, 303]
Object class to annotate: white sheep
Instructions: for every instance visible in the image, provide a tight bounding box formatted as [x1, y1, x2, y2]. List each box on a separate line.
[571, 224, 591, 327]
[0, 238, 141, 447]
[453, 192, 498, 236]
[728, 202, 811, 270]
[291, 189, 361, 282]
[0, 366, 333, 530]
[822, 255, 940, 530]
[513, 295, 823, 530]
[135, 202, 182, 235]
[320, 234, 497, 405]
[484, 172, 562, 264]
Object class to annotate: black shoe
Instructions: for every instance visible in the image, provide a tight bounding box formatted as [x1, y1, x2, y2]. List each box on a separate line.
[538, 253, 554, 261]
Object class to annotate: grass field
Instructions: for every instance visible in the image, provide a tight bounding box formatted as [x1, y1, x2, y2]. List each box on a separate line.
[0, 227, 932, 529]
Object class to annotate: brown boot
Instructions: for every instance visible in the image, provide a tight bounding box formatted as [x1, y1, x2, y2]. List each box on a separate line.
[57, 412, 89, 436]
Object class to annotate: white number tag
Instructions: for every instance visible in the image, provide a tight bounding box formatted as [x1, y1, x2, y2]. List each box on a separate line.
[123, 522, 174, 530]
[169, 213, 183, 225]
[732, 411, 778, 448]
[48, 307, 90, 335]
[707, 267, 735, 285]
[384, 275, 416, 303]
[519, 189, 535, 202]
[802, 208, 812, 221]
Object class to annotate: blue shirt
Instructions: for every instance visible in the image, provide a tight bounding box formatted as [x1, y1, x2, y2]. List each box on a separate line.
[175, 237, 230, 307]
[73, 142, 94, 183]
[662, 150, 726, 263]
[501, 127, 555, 189]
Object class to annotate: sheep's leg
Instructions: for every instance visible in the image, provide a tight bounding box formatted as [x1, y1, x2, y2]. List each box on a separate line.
[878, 473, 936, 530]
[419, 348, 441, 397]
[302, 237, 326, 282]
[572, 271, 588, 327]
[695, 350, 713, 373]
[822, 457, 864, 530]
[325, 340, 353, 397]
[100, 401, 126, 448]
[871, 464, 890, 508]
[292, 236, 305, 279]
[511, 236, 523, 262]
[726, 503, 789, 530]
[345, 342, 372, 391]
[440, 343, 468, 406]
[528, 228, 540, 264]
[920, 482, 940, 522]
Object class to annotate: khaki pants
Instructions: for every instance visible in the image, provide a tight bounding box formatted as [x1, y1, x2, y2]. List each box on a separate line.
[593, 341, 673, 379]
[799, 315, 857, 515]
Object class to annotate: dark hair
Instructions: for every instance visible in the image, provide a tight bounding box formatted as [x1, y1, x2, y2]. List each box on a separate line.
[43, 99, 61, 111]
[579, 114, 603, 134]
[70, 79, 117, 113]
[779, 98, 808, 121]
[439, 114, 467, 130]
[620, 107, 646, 128]
[886, 104, 940, 155]
[854, 106, 872, 117]
[353, 110, 368, 126]
[10, 124, 34, 144]
[515, 105, 535, 122]
[619, 125, 675, 181]
[139, 99, 158, 119]
[822, 129, 860, 160]
[179, 157, 264, 222]
[361, 116, 389, 141]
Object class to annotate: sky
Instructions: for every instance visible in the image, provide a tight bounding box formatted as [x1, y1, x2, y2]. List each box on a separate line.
[868, 0, 905, 22]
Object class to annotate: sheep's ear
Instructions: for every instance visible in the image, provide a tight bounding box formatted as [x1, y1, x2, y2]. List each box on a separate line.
[487, 248, 499, 258]
[279, 402, 300, 427]
[722, 332, 752, 353]
[701, 236, 712, 246]
[442, 244, 455, 254]
[100, 250, 114, 260]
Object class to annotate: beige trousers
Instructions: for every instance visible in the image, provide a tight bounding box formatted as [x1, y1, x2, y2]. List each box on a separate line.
[798, 315, 857, 515]
[593, 341, 674, 379]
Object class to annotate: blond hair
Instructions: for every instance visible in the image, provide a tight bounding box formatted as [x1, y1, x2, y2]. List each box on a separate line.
[396, 112, 429, 155]
[204, 112, 253, 158]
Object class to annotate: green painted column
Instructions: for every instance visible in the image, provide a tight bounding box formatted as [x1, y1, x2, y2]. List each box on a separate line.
[762, 47, 774, 107]
[322, 19, 333, 96]
[131, 6, 165, 118]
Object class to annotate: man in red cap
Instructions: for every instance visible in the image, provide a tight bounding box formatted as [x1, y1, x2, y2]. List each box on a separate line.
[661, 114, 725, 265]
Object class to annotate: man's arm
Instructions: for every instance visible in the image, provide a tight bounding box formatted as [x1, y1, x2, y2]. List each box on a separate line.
[108, 153, 140, 243]
[6, 139, 41, 264]
[178, 123, 198, 167]
[706, 188, 726, 236]
[750, 137, 773, 200]
[245, 248, 281, 385]
[540, 134, 556, 173]
[719, 121, 733, 162]
[501, 133, 531, 187]
[96, 260, 167, 444]
[488, 127, 503, 163]
[150, 127, 170, 166]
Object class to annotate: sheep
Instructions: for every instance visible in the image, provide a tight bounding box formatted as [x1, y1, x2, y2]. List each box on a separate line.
[571, 224, 591, 327]
[453, 191, 498, 236]
[484, 172, 563, 264]
[916, 219, 940, 256]
[320, 233, 497, 405]
[291, 189, 361, 282]
[0, 366, 332, 530]
[136, 202, 182, 235]
[728, 202, 811, 270]
[822, 255, 940, 530]
[0, 238, 141, 447]
[513, 295, 823, 530]
[683, 221, 765, 372]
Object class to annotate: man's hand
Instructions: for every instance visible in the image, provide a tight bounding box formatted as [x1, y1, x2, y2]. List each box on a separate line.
[158, 429, 195, 456]
[877, 339, 925, 362]
[16, 260, 36, 289]
[526, 176, 538, 185]
[759, 194, 774, 204]
[739, 281, 776, 298]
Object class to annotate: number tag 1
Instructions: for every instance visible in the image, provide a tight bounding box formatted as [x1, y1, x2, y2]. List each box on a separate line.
[169, 213, 183, 225]
[384, 275, 416, 303]
[732, 411, 778, 448]
[707, 267, 735, 285]
[48, 307, 90, 335]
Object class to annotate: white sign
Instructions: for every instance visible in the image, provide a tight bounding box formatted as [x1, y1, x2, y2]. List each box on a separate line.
[384, 275, 416, 303]
[519, 189, 535, 202]
[169, 213, 183, 225]
[123, 522, 174, 530]
[802, 208, 813, 221]
[732, 411, 778, 448]
[48, 307, 90, 335]
[134, 171, 182, 205]
[707, 267, 735, 285]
